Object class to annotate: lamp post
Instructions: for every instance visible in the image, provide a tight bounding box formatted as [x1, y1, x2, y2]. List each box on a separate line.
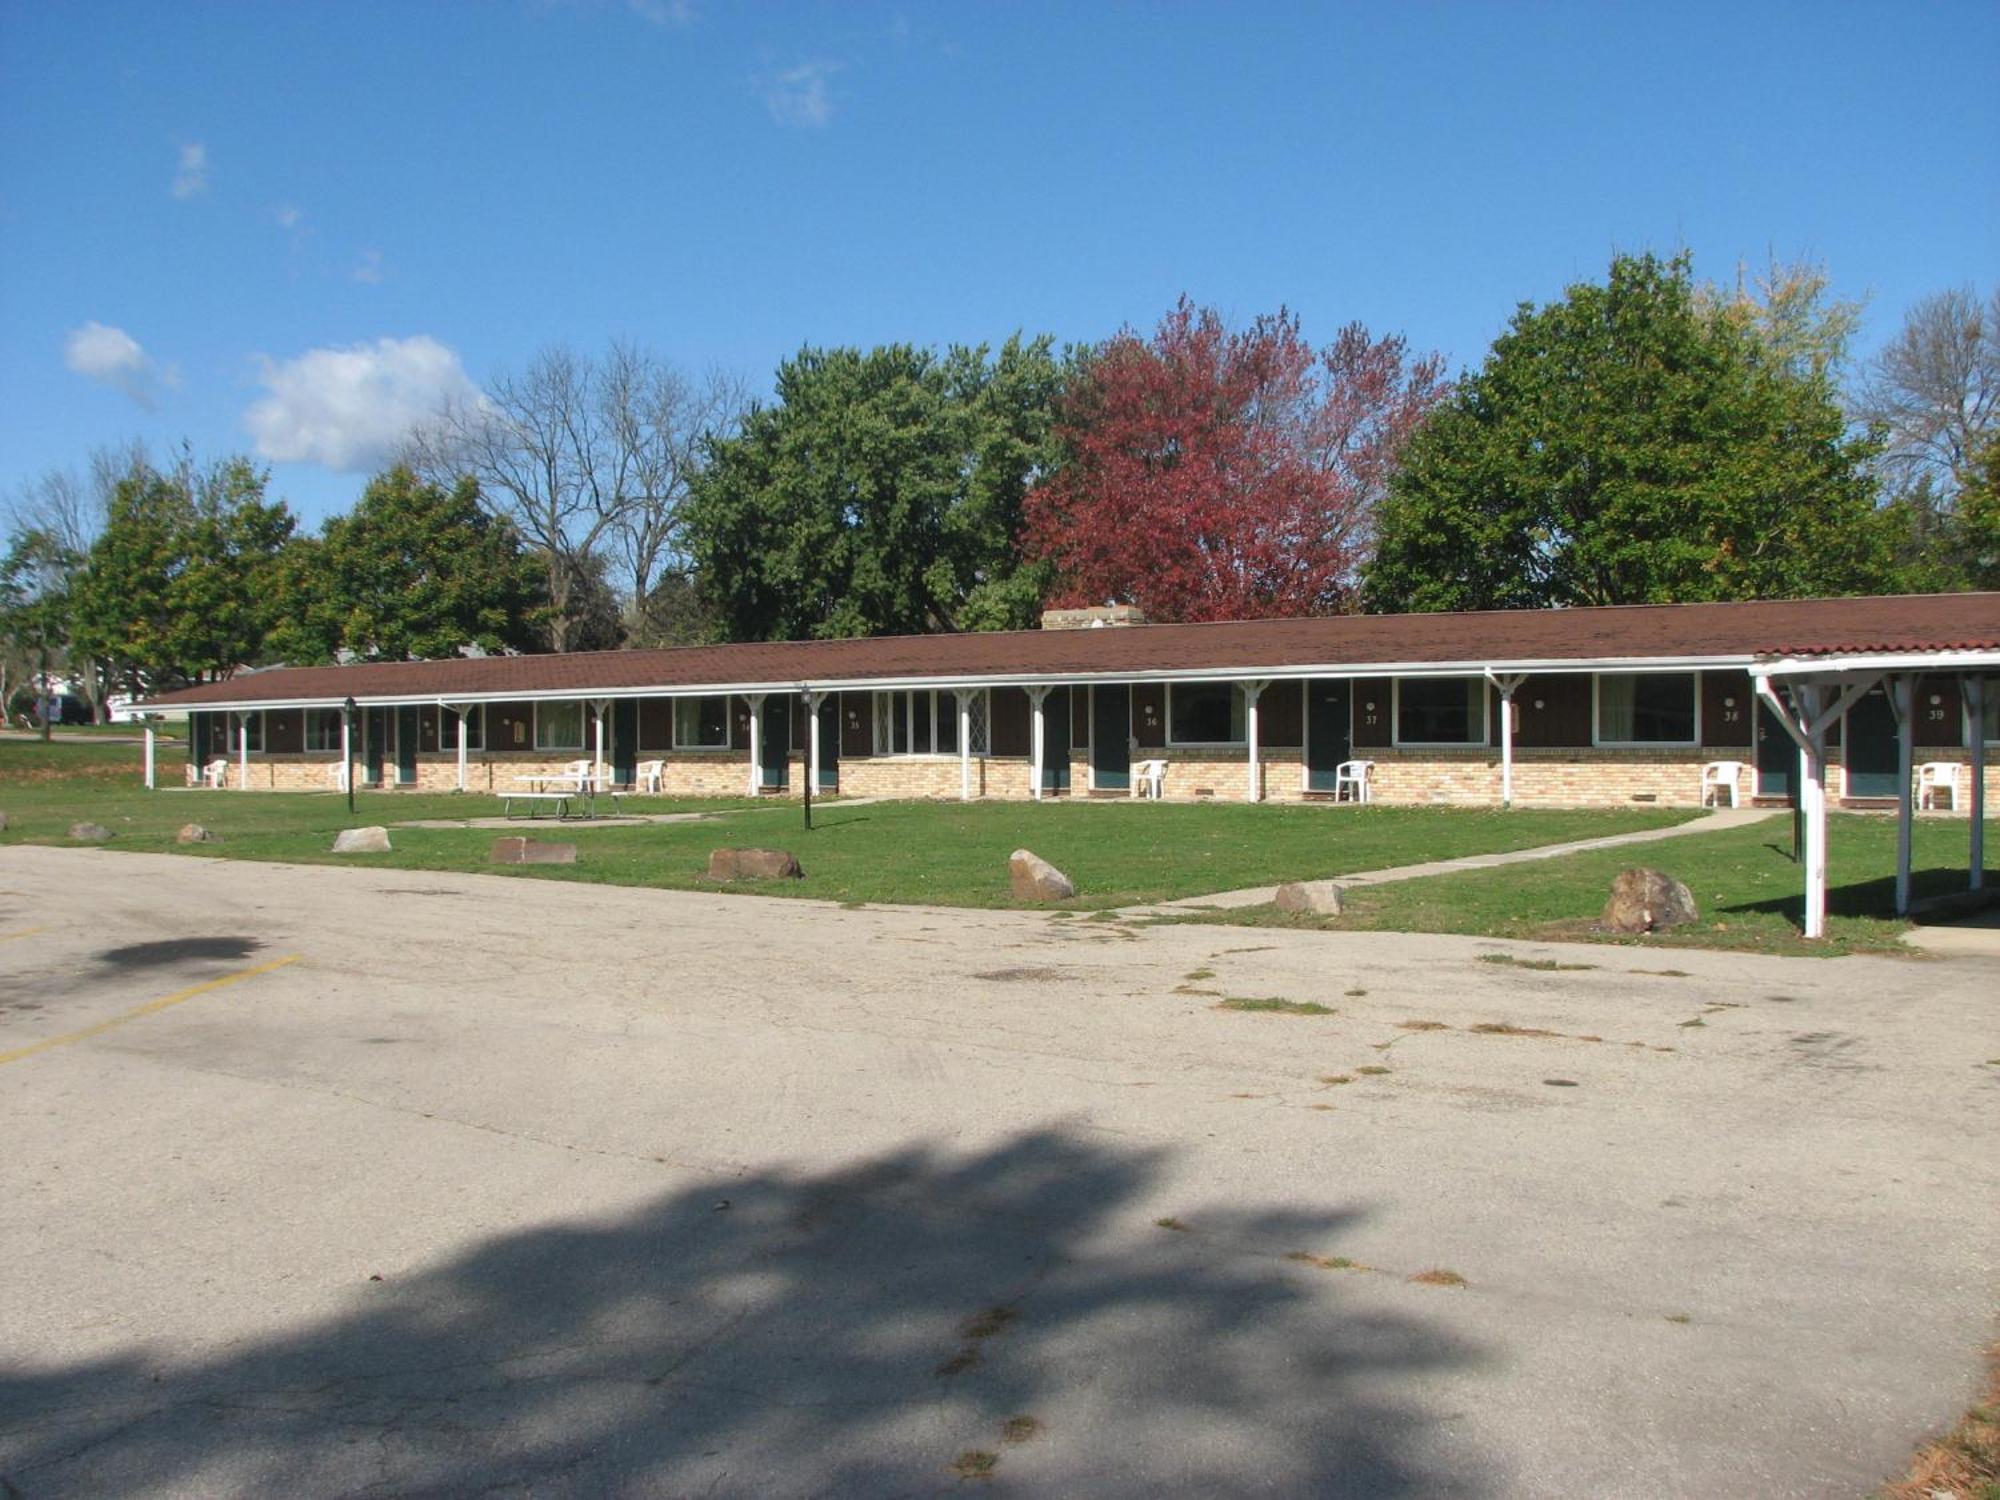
[343, 697, 357, 815]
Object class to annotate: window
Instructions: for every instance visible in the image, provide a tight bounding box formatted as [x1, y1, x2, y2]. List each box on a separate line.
[1395, 677, 1485, 746]
[1596, 673, 1697, 746]
[450, 705, 484, 751]
[230, 710, 265, 753]
[673, 695, 730, 749]
[305, 707, 343, 752]
[534, 700, 585, 751]
[872, 690, 988, 755]
[1168, 683, 1246, 745]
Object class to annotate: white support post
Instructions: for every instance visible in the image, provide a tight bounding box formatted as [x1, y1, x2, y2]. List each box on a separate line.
[1244, 680, 1267, 802]
[958, 691, 973, 801]
[1756, 676, 1830, 940]
[1028, 687, 1050, 802]
[1489, 673, 1524, 808]
[143, 724, 157, 790]
[745, 693, 765, 796]
[340, 709, 351, 793]
[454, 705, 470, 793]
[1968, 676, 1987, 891]
[1891, 675, 1915, 915]
[805, 691, 823, 795]
[592, 700, 608, 792]
[238, 714, 250, 792]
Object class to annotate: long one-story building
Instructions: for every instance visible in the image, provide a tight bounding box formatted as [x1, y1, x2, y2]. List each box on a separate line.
[143, 592, 1999, 811]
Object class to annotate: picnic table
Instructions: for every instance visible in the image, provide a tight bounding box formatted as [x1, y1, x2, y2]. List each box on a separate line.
[503, 772, 597, 821]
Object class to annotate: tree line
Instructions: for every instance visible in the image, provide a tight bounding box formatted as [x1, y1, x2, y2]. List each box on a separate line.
[6, 252, 1995, 725]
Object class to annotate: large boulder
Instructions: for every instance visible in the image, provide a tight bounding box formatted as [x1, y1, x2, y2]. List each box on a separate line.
[1009, 848, 1076, 902]
[1275, 880, 1345, 916]
[708, 847, 803, 881]
[176, 823, 216, 845]
[491, 836, 578, 866]
[68, 822, 112, 843]
[332, 826, 392, 855]
[1602, 867, 1698, 934]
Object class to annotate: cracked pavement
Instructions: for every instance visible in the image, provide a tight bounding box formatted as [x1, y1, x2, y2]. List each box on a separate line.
[1, 845, 1996, 1497]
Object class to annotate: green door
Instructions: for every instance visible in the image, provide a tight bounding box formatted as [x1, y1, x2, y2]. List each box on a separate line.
[364, 708, 388, 787]
[759, 696, 789, 790]
[190, 712, 210, 771]
[1843, 684, 1899, 799]
[1041, 690, 1071, 793]
[1755, 700, 1795, 802]
[612, 700, 638, 787]
[815, 696, 839, 789]
[1306, 679, 1352, 792]
[396, 706, 419, 785]
[1091, 686, 1130, 791]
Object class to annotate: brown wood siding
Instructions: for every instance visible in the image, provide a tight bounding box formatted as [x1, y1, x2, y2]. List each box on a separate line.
[1261, 681, 1303, 748]
[264, 708, 304, 754]
[1917, 675, 1963, 748]
[639, 699, 673, 750]
[1702, 670, 1754, 747]
[1351, 682, 1393, 748]
[989, 687, 1030, 756]
[730, 697, 751, 751]
[1070, 686, 1089, 750]
[1516, 675, 1591, 748]
[840, 692, 873, 757]
[1132, 684, 1167, 749]
[417, 706, 440, 754]
[490, 702, 533, 751]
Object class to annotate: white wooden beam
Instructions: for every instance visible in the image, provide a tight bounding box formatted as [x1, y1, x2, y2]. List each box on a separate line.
[143, 724, 156, 791]
[1487, 672, 1525, 808]
[238, 713, 250, 792]
[1028, 686, 1050, 802]
[957, 690, 973, 801]
[805, 691, 824, 796]
[745, 693, 765, 797]
[340, 708, 351, 793]
[1243, 680, 1268, 802]
[1891, 674, 1914, 915]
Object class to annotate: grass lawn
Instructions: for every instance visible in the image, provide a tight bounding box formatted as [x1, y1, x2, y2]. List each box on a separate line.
[1, 736, 1698, 909]
[1165, 811, 1998, 956]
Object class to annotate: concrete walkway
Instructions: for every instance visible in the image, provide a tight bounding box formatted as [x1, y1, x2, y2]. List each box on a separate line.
[1122, 806, 1778, 915]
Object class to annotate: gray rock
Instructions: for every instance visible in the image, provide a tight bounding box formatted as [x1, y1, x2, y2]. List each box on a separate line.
[1274, 880, 1345, 916]
[1602, 867, 1698, 934]
[491, 836, 578, 866]
[68, 822, 113, 843]
[1009, 848, 1076, 902]
[176, 823, 215, 845]
[332, 826, 392, 855]
[708, 847, 803, 881]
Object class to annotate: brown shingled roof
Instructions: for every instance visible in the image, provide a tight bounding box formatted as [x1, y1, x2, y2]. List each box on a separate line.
[142, 592, 2000, 708]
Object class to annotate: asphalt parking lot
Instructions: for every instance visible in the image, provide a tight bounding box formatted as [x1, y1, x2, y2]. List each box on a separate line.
[2, 845, 1995, 1498]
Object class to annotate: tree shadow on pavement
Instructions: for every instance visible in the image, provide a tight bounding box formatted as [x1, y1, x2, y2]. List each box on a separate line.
[0, 1128, 1485, 1497]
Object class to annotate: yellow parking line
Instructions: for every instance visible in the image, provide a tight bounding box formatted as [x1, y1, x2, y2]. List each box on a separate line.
[0, 926, 46, 944]
[0, 954, 303, 1068]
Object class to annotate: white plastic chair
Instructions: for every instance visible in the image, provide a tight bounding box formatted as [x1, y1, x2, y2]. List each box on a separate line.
[1332, 759, 1373, 803]
[1917, 762, 1959, 810]
[1700, 760, 1748, 808]
[1131, 758, 1167, 800]
[203, 757, 230, 790]
[636, 759, 665, 793]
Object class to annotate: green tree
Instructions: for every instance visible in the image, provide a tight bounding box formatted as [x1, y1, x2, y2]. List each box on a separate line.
[1, 529, 79, 738]
[684, 336, 1065, 641]
[1365, 252, 1894, 612]
[268, 467, 547, 664]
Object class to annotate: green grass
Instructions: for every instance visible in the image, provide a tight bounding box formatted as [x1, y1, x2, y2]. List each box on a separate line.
[1215, 995, 1333, 1016]
[1157, 813, 1998, 955]
[0, 736, 1702, 909]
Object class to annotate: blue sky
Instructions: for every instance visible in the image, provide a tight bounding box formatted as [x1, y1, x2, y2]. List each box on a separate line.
[3, 1, 1995, 524]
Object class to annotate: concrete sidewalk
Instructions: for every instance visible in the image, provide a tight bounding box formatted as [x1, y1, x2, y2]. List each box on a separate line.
[1124, 806, 1777, 914]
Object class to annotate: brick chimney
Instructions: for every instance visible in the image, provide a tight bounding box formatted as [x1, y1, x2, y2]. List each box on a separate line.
[1040, 604, 1148, 630]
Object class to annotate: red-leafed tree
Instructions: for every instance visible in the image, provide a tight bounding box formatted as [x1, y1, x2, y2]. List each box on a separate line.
[1022, 298, 1447, 621]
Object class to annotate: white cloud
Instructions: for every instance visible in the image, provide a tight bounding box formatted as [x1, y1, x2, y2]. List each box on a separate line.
[64, 321, 173, 409]
[274, 204, 303, 230]
[244, 335, 480, 472]
[351, 248, 385, 284]
[172, 141, 208, 199]
[759, 60, 841, 128]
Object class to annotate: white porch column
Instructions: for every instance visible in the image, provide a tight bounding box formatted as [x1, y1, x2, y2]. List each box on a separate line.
[957, 691, 973, 801]
[1891, 675, 1915, 915]
[745, 693, 765, 796]
[340, 709, 351, 792]
[143, 724, 157, 790]
[453, 705, 470, 792]
[1489, 673, 1524, 808]
[591, 700, 608, 791]
[1968, 676, 1987, 891]
[237, 713, 250, 792]
[1028, 687, 1050, 802]
[1798, 684, 1829, 941]
[804, 691, 823, 795]
[1243, 680, 1267, 802]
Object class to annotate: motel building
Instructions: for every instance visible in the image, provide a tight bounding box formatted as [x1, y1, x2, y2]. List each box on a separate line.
[143, 591, 1999, 938]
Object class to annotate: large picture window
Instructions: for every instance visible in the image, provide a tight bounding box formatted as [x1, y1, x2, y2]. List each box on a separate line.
[1395, 677, 1485, 746]
[872, 690, 988, 755]
[534, 700, 585, 751]
[1168, 683, 1246, 745]
[451, 705, 484, 751]
[1596, 673, 1697, 746]
[674, 695, 731, 749]
[305, 707, 342, 752]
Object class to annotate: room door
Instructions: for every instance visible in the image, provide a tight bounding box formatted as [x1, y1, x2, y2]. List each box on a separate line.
[1040, 690, 1071, 793]
[1842, 683, 1900, 799]
[1305, 678, 1352, 792]
[1755, 700, 1795, 802]
[1091, 685, 1130, 791]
